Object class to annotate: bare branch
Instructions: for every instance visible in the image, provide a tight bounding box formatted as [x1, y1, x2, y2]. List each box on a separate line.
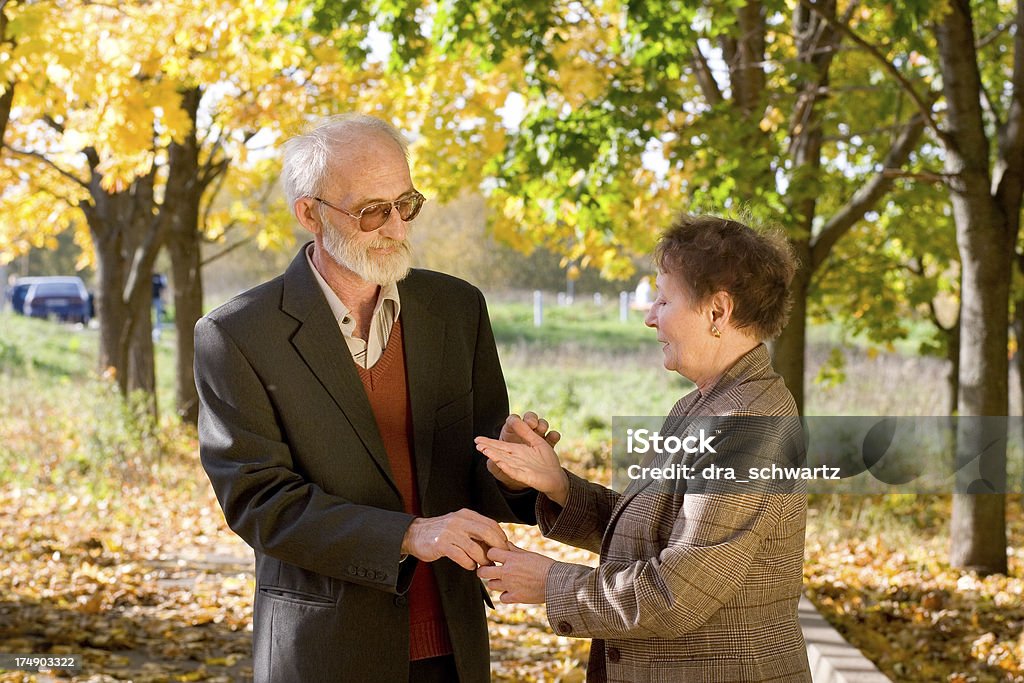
[200, 166, 230, 234]
[822, 121, 924, 142]
[900, 259, 924, 277]
[79, 1, 133, 18]
[980, 79, 1004, 128]
[798, 0, 944, 142]
[200, 234, 256, 267]
[881, 168, 957, 184]
[838, 0, 859, 26]
[200, 174, 278, 264]
[690, 43, 723, 106]
[42, 114, 65, 134]
[977, 22, 1011, 50]
[0, 80, 12, 147]
[811, 114, 927, 270]
[3, 145, 89, 188]
[198, 156, 229, 189]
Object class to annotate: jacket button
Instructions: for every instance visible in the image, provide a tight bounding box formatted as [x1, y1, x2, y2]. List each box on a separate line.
[394, 595, 408, 607]
[557, 621, 573, 635]
[347, 566, 357, 576]
[358, 567, 367, 577]
[607, 647, 621, 663]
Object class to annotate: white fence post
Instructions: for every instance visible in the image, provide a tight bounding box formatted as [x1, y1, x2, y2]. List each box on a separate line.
[533, 290, 543, 327]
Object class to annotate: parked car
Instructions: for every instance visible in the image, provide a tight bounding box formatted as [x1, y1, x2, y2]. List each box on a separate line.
[8, 277, 42, 314]
[21, 276, 91, 323]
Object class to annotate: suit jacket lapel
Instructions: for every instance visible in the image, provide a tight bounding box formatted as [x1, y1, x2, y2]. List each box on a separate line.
[280, 246, 397, 493]
[601, 346, 773, 539]
[398, 273, 445, 504]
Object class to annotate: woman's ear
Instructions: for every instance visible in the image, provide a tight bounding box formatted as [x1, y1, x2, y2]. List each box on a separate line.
[708, 290, 734, 327]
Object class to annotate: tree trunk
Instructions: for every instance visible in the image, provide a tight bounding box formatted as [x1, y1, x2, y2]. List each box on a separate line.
[82, 152, 165, 412]
[168, 237, 202, 423]
[0, 6, 14, 147]
[949, 219, 1009, 573]
[773, 263, 810, 412]
[776, 0, 838, 415]
[935, 0, 1012, 575]
[164, 87, 205, 424]
[1015, 268, 1024, 416]
[733, 1, 766, 115]
[946, 316, 961, 418]
[0, 80, 12, 148]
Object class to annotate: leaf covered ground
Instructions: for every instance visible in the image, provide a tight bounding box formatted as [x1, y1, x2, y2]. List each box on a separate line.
[1, 314, 1022, 681]
[3, 450, 1023, 681]
[804, 495, 1024, 683]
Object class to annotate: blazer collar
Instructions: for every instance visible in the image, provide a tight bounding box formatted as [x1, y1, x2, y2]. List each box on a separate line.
[281, 243, 446, 504]
[603, 343, 774, 544]
[686, 343, 772, 414]
[281, 244, 396, 493]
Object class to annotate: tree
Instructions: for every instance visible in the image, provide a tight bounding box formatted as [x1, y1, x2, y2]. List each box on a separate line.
[317, 0, 930, 414]
[1, 0, 370, 419]
[808, 0, 1023, 576]
[934, 0, 1021, 576]
[314, 0, 1022, 572]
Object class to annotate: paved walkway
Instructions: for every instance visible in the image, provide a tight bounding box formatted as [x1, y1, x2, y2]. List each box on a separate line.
[800, 597, 891, 682]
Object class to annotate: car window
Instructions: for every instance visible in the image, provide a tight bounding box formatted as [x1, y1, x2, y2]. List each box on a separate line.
[34, 283, 82, 297]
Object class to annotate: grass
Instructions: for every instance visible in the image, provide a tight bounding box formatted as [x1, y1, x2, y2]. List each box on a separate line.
[490, 299, 658, 354]
[0, 311, 192, 492]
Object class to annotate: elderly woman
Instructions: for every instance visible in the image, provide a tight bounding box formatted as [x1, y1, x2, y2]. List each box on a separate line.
[476, 214, 811, 682]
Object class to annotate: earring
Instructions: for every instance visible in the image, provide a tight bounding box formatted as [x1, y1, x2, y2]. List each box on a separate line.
[711, 324, 721, 338]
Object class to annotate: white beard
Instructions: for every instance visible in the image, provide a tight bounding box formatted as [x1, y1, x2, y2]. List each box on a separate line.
[321, 214, 413, 285]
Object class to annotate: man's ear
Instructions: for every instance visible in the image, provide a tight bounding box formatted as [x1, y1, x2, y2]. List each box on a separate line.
[708, 290, 734, 327]
[294, 197, 323, 236]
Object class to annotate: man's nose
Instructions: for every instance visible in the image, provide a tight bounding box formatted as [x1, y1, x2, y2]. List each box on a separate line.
[377, 208, 408, 241]
[644, 307, 657, 328]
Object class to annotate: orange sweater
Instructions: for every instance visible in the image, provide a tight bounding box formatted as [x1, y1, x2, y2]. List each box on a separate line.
[356, 318, 453, 661]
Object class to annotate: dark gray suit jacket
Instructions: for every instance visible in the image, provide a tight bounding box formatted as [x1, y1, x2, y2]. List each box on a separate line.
[194, 246, 535, 682]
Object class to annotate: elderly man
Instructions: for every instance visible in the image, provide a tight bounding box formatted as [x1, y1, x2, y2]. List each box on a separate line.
[194, 114, 540, 682]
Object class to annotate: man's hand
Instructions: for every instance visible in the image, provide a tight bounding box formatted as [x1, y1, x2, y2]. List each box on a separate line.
[477, 543, 556, 604]
[488, 412, 562, 491]
[401, 509, 508, 570]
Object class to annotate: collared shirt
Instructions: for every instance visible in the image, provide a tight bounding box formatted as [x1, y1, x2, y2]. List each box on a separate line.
[305, 244, 400, 369]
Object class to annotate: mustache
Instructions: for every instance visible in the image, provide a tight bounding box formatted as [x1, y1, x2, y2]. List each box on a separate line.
[367, 237, 411, 251]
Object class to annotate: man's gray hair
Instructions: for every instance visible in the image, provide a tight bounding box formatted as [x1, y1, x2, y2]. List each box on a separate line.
[281, 114, 409, 216]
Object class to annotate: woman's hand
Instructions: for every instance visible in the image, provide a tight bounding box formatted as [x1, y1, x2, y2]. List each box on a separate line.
[487, 412, 562, 492]
[476, 416, 569, 505]
[477, 544, 556, 604]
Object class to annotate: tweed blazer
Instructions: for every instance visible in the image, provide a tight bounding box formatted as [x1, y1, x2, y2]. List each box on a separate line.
[195, 245, 536, 682]
[537, 344, 811, 683]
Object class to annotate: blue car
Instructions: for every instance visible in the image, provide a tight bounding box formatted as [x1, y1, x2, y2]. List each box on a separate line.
[20, 276, 91, 324]
[8, 277, 41, 314]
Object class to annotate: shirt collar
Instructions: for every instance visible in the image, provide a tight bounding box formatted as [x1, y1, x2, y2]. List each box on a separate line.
[304, 243, 401, 336]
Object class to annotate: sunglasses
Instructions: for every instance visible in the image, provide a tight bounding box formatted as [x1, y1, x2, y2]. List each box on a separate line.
[313, 190, 426, 232]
